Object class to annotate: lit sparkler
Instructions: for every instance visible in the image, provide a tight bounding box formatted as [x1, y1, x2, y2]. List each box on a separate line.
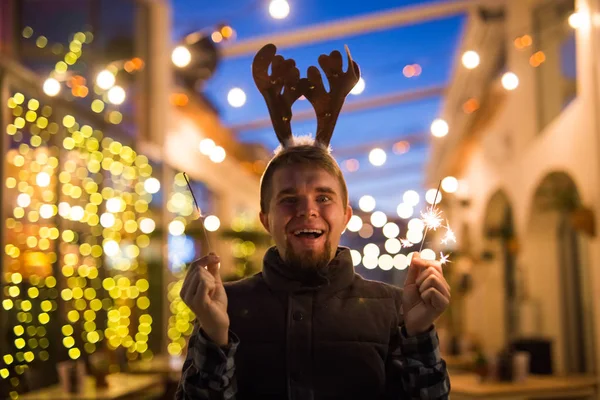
[418, 181, 442, 253]
[420, 208, 443, 231]
[439, 252, 451, 265]
[441, 220, 456, 245]
[401, 239, 414, 248]
[183, 172, 212, 254]
[396, 180, 457, 267]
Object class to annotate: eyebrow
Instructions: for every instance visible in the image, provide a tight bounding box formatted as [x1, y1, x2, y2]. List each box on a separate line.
[276, 186, 337, 198]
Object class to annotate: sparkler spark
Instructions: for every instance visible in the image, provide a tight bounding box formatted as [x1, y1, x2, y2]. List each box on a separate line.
[400, 239, 414, 248]
[420, 208, 443, 231]
[439, 252, 451, 265]
[441, 220, 456, 245]
[183, 172, 212, 254]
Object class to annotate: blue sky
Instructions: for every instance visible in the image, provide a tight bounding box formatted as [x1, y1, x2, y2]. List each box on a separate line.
[171, 0, 465, 214]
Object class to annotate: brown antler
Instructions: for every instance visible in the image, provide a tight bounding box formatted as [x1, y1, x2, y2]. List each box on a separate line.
[301, 45, 360, 148]
[252, 44, 303, 147]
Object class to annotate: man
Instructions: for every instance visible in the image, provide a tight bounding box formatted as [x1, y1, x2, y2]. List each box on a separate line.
[176, 44, 451, 400]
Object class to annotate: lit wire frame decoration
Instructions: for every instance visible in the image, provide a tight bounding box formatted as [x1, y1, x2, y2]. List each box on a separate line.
[183, 172, 212, 254]
[400, 181, 456, 265]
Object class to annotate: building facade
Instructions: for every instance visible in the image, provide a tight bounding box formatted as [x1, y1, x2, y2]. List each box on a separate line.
[428, 0, 600, 377]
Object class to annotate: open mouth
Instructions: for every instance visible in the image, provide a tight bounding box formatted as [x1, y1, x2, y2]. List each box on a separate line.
[292, 229, 324, 239]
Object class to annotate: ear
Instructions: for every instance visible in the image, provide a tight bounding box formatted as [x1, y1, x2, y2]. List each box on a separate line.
[344, 204, 352, 227]
[259, 211, 271, 234]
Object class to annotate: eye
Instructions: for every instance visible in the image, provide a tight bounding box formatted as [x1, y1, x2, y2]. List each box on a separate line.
[280, 197, 297, 204]
[317, 195, 331, 203]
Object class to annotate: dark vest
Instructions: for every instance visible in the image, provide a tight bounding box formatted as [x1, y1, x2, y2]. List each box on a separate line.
[224, 246, 404, 400]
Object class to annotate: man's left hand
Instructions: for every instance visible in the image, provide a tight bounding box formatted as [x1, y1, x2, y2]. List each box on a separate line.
[402, 253, 451, 336]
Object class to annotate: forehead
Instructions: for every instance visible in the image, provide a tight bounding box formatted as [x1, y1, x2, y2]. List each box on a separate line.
[271, 166, 342, 193]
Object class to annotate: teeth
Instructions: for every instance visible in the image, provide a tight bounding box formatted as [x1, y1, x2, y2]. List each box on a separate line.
[294, 229, 323, 235]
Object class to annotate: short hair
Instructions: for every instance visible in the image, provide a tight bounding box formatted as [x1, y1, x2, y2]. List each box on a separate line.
[259, 140, 349, 213]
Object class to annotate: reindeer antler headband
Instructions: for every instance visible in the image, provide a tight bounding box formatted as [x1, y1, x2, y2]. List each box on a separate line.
[252, 43, 360, 149]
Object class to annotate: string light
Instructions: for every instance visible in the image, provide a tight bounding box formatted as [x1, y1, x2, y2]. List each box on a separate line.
[462, 50, 480, 69]
[227, 88, 246, 108]
[107, 86, 126, 105]
[346, 215, 363, 232]
[568, 12, 584, 29]
[172, 46, 192, 68]
[368, 148, 386, 166]
[358, 195, 376, 212]
[269, 0, 290, 19]
[350, 77, 366, 95]
[199, 138, 216, 155]
[96, 70, 116, 90]
[209, 146, 226, 163]
[502, 72, 519, 91]
[43, 78, 61, 96]
[441, 176, 458, 193]
[2, 86, 158, 380]
[430, 118, 449, 137]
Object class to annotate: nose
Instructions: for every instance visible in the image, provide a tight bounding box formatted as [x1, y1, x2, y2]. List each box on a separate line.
[296, 197, 318, 217]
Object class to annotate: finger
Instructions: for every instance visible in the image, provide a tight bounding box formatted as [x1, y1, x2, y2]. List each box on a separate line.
[199, 268, 218, 300]
[194, 276, 214, 309]
[181, 266, 200, 300]
[425, 260, 444, 275]
[422, 288, 450, 311]
[419, 275, 451, 300]
[416, 266, 444, 288]
[410, 254, 437, 271]
[206, 262, 222, 284]
[404, 253, 422, 285]
[182, 279, 198, 308]
[194, 253, 220, 268]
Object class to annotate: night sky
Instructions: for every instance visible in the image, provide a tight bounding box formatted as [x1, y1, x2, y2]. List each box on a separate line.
[172, 0, 465, 214]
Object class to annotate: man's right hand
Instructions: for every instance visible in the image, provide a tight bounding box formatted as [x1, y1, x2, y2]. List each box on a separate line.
[180, 253, 230, 346]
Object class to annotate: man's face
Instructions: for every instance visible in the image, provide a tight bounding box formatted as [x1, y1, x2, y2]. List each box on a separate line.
[260, 165, 352, 269]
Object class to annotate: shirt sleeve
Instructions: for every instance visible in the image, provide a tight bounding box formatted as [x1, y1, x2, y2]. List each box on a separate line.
[385, 325, 450, 400]
[175, 324, 240, 400]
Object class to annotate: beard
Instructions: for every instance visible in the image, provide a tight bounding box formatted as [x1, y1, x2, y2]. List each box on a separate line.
[283, 237, 332, 271]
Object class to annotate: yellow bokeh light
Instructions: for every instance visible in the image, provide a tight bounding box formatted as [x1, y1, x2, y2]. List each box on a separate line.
[27, 287, 39, 298]
[11, 273, 22, 284]
[68, 310, 80, 322]
[38, 313, 50, 324]
[3, 299, 14, 310]
[137, 296, 150, 310]
[68, 348, 81, 359]
[24, 352, 34, 363]
[21, 301, 32, 311]
[46, 276, 57, 288]
[62, 325, 74, 336]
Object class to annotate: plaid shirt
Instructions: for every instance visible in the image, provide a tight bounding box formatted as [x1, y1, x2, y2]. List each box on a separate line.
[175, 324, 450, 400]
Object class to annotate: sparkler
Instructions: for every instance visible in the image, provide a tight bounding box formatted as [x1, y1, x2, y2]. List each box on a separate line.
[441, 220, 456, 245]
[183, 172, 212, 254]
[400, 239, 414, 249]
[418, 181, 442, 253]
[396, 180, 457, 267]
[439, 252, 451, 265]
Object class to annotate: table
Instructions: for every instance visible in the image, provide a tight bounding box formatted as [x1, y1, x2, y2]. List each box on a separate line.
[450, 373, 598, 400]
[127, 355, 183, 380]
[443, 354, 473, 372]
[19, 373, 164, 400]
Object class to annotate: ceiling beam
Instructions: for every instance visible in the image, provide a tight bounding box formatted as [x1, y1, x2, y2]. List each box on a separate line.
[344, 158, 424, 181]
[332, 132, 427, 158]
[232, 85, 446, 134]
[221, 0, 501, 59]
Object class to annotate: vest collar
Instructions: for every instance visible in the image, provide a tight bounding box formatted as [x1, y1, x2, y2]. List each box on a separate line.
[262, 246, 355, 293]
